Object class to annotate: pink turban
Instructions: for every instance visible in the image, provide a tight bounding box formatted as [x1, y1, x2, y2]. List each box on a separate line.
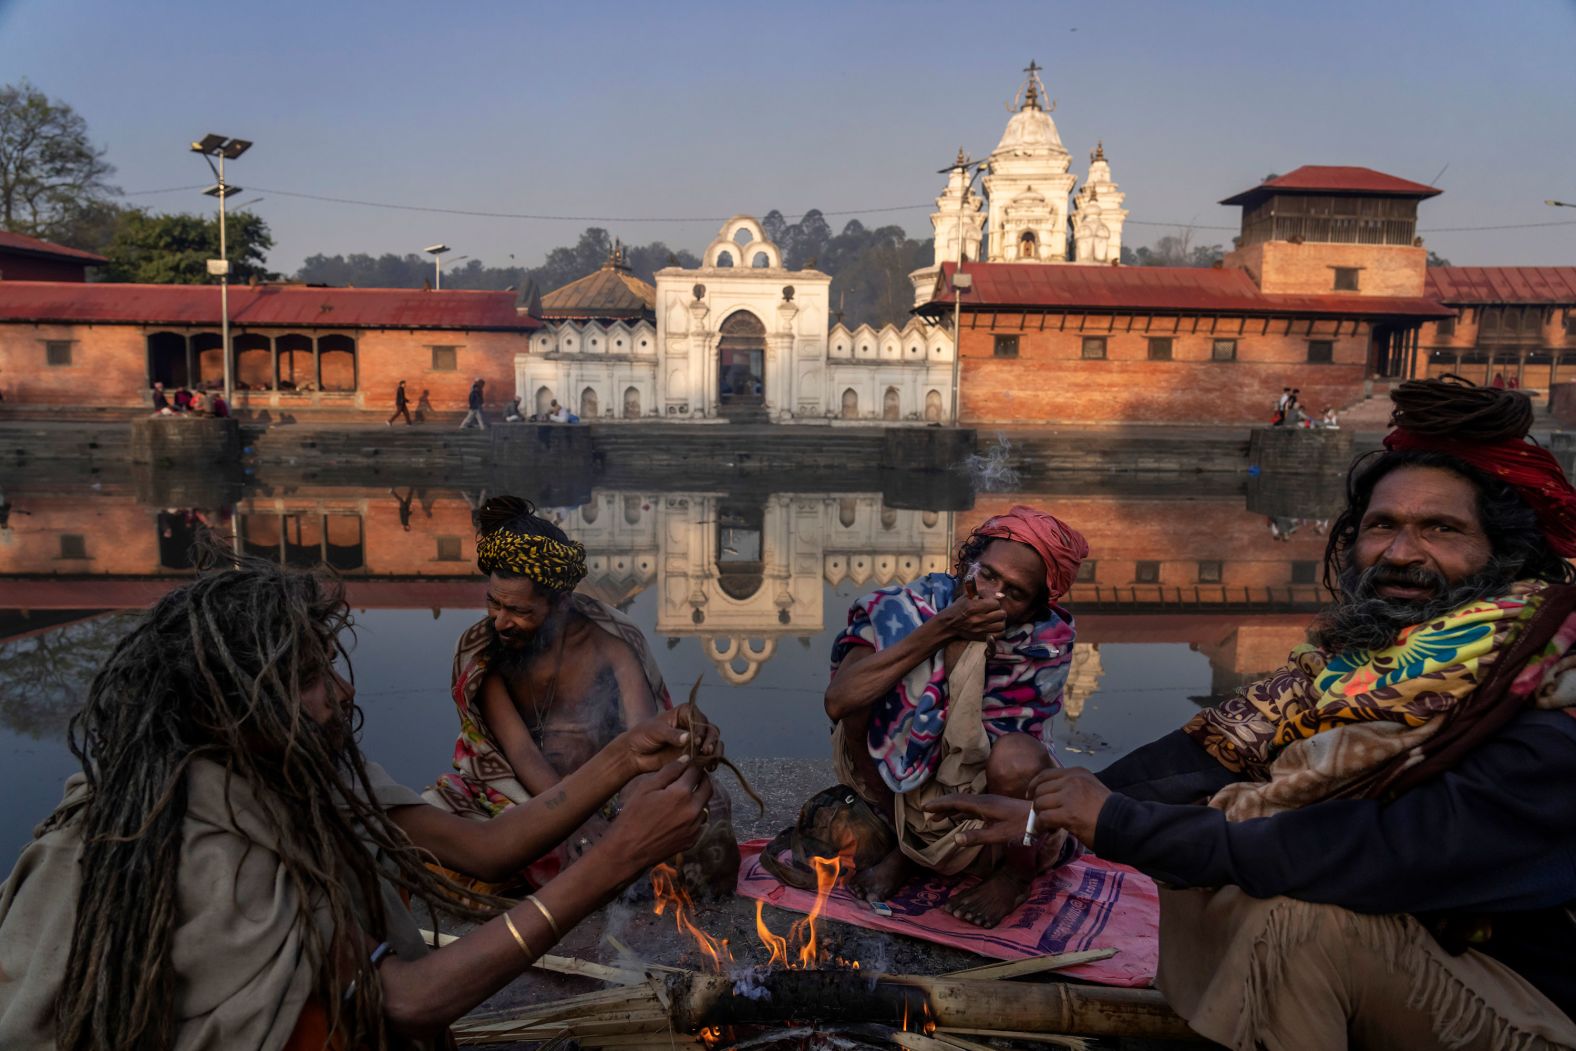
[974, 505, 1089, 600]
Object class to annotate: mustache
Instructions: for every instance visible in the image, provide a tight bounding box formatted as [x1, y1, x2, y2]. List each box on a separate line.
[1357, 562, 1449, 596]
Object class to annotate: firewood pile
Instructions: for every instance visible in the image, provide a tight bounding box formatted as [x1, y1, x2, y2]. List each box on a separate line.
[448, 941, 1201, 1050]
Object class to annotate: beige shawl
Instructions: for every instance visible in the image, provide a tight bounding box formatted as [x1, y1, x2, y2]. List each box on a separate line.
[0, 759, 431, 1051]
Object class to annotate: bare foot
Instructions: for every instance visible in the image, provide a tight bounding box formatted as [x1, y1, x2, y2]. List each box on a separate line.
[850, 846, 911, 902]
[943, 867, 1031, 927]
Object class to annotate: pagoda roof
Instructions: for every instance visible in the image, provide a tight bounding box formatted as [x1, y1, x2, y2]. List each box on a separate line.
[1221, 166, 1443, 207]
[538, 255, 655, 321]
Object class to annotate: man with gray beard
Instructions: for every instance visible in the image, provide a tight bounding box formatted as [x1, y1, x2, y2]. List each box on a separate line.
[928, 378, 1576, 1049]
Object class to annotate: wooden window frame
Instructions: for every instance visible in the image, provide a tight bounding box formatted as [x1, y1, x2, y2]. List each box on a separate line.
[992, 335, 1020, 358]
[44, 340, 73, 366]
[1332, 267, 1361, 292]
[1307, 339, 1335, 364]
[430, 345, 459, 371]
[1147, 336, 1174, 361]
[1211, 338, 1238, 362]
[1081, 336, 1108, 360]
[1135, 560, 1161, 584]
[1198, 560, 1223, 584]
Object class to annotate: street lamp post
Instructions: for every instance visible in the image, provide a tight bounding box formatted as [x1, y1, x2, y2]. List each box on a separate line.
[191, 134, 252, 406]
[938, 152, 985, 425]
[425, 244, 451, 289]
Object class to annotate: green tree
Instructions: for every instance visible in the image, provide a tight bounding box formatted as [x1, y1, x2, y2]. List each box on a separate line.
[0, 80, 119, 243]
[103, 208, 276, 283]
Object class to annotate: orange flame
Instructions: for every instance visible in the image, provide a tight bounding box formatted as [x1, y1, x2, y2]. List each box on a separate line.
[651, 863, 734, 972]
[755, 900, 790, 969]
[754, 854, 849, 970]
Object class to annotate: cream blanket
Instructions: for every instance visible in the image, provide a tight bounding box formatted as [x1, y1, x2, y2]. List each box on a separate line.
[0, 759, 432, 1051]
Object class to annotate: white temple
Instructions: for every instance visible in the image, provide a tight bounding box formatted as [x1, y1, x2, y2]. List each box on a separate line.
[519, 63, 1125, 424]
[909, 61, 1128, 304]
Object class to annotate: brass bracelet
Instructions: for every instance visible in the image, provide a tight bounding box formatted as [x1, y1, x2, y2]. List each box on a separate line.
[526, 893, 562, 941]
[502, 912, 535, 960]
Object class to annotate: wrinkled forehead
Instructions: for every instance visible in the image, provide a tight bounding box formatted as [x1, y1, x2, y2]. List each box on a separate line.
[1365, 466, 1484, 529]
[486, 572, 546, 606]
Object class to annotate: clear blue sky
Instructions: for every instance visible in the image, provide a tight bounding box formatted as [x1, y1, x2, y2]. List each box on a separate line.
[3, 0, 1573, 273]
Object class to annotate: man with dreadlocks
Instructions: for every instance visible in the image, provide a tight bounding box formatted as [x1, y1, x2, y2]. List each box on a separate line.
[930, 377, 1576, 1049]
[0, 550, 720, 1050]
[425, 496, 739, 896]
[823, 505, 1088, 928]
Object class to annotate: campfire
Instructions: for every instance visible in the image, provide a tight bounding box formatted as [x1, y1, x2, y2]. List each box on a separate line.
[451, 854, 1195, 1050]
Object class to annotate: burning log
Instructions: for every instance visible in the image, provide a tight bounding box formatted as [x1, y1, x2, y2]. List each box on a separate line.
[666, 971, 1200, 1042]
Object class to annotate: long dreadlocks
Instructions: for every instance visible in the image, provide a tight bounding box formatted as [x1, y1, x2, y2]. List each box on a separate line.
[51, 543, 496, 1050]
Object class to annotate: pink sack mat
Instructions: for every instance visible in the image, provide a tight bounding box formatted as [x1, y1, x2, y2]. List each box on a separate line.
[736, 839, 1158, 988]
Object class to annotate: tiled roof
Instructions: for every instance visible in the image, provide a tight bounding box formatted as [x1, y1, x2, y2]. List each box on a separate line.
[925, 262, 1455, 319]
[1220, 165, 1443, 206]
[1425, 267, 1576, 305]
[0, 281, 540, 330]
[0, 229, 109, 265]
[539, 263, 655, 320]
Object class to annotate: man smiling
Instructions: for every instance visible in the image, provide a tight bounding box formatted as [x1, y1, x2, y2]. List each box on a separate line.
[929, 378, 1576, 1049]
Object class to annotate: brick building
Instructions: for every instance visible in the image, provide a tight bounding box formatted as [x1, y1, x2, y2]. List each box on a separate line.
[1419, 267, 1576, 389]
[918, 165, 1455, 426]
[0, 231, 107, 282]
[0, 281, 538, 412]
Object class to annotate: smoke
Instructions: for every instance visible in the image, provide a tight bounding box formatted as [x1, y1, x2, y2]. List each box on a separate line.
[963, 433, 1021, 491]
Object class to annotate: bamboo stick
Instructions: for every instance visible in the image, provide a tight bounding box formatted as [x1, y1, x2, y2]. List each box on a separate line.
[942, 949, 1118, 981]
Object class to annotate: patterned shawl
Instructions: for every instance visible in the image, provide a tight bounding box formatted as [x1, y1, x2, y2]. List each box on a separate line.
[831, 572, 1075, 794]
[1187, 581, 1576, 820]
[421, 594, 671, 885]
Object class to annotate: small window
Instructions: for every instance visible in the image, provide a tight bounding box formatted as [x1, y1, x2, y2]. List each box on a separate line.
[430, 345, 458, 371]
[1333, 267, 1360, 292]
[1075, 560, 1097, 583]
[59, 534, 87, 559]
[1081, 336, 1108, 360]
[1437, 316, 1456, 338]
[44, 340, 72, 366]
[1307, 340, 1334, 364]
[1135, 560, 1161, 584]
[1211, 339, 1237, 362]
[1147, 337, 1174, 361]
[993, 335, 1019, 358]
[435, 536, 462, 562]
[1198, 560, 1222, 584]
[1291, 561, 1319, 585]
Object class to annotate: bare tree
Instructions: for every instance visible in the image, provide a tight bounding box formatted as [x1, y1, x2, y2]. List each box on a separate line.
[0, 79, 118, 240]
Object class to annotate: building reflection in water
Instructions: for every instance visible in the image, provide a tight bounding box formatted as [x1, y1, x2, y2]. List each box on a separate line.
[0, 479, 1335, 705]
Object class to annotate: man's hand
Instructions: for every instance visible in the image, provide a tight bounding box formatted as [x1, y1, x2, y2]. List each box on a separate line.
[617, 704, 721, 777]
[598, 758, 713, 881]
[922, 793, 1032, 848]
[1028, 768, 1111, 848]
[937, 581, 1008, 642]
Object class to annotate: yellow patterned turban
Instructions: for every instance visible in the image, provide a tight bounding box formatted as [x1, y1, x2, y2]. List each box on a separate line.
[476, 529, 587, 593]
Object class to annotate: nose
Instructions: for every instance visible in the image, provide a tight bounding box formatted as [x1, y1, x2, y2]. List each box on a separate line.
[331, 669, 356, 705]
[1381, 526, 1427, 568]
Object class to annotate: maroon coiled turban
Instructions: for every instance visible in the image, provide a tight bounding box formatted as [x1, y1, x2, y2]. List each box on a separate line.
[974, 505, 1090, 599]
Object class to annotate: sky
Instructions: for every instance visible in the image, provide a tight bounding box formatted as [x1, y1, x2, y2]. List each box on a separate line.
[3, 0, 1574, 274]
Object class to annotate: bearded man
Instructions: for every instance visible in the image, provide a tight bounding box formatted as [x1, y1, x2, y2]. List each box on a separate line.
[425, 496, 738, 894]
[930, 378, 1576, 1049]
[824, 505, 1088, 928]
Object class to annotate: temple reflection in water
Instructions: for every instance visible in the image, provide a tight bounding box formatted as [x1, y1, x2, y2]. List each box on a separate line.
[0, 478, 1333, 698]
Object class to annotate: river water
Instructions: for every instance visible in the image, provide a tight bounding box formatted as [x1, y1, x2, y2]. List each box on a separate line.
[0, 474, 1334, 859]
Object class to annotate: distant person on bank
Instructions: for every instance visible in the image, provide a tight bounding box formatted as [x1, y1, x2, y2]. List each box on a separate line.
[415, 388, 434, 423]
[389, 379, 413, 426]
[206, 389, 229, 418]
[505, 397, 525, 422]
[151, 382, 171, 415]
[928, 378, 1576, 1049]
[0, 549, 720, 1050]
[459, 378, 487, 430]
[823, 505, 1087, 927]
[425, 496, 740, 896]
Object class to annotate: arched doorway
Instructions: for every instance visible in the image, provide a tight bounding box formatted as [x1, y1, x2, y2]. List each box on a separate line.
[580, 386, 599, 419]
[882, 386, 901, 421]
[535, 385, 555, 416]
[1019, 231, 1039, 260]
[718, 310, 766, 417]
[840, 388, 859, 419]
[147, 332, 189, 388]
[925, 389, 943, 422]
[623, 386, 641, 419]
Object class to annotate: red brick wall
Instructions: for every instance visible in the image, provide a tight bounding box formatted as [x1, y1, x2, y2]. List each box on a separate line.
[1228, 242, 1427, 297]
[0, 321, 527, 411]
[957, 313, 1370, 425]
